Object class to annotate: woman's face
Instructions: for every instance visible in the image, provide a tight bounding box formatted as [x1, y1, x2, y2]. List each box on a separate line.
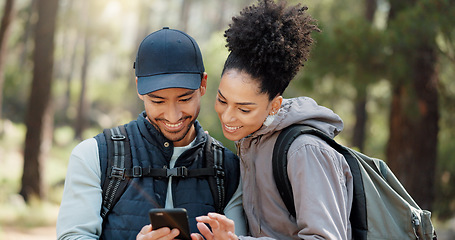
[215, 69, 279, 141]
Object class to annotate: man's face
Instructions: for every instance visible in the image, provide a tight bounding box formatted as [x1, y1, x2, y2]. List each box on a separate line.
[137, 75, 207, 147]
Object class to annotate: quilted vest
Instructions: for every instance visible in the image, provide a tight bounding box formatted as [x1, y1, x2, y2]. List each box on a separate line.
[95, 112, 240, 240]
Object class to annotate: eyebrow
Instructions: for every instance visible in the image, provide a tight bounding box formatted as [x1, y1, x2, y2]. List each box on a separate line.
[148, 90, 196, 99]
[218, 89, 257, 106]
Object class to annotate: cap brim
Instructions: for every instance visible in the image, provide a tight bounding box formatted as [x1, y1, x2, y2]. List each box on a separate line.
[137, 73, 202, 95]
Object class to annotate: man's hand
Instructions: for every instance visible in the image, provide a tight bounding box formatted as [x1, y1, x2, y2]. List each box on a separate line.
[136, 224, 180, 240]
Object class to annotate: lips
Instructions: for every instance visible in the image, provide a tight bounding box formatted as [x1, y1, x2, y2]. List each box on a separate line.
[224, 124, 241, 133]
[162, 120, 185, 132]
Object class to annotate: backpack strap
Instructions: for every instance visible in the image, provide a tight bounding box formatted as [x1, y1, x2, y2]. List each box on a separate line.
[100, 125, 132, 219]
[205, 135, 225, 214]
[100, 127, 226, 217]
[272, 124, 367, 236]
[272, 126, 301, 217]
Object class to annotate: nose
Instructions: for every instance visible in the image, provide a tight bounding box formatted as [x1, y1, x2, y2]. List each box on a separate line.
[165, 103, 183, 123]
[221, 106, 236, 124]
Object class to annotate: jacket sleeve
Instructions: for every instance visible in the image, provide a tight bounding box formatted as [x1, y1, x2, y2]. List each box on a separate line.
[223, 180, 247, 236]
[56, 138, 103, 240]
[288, 135, 353, 240]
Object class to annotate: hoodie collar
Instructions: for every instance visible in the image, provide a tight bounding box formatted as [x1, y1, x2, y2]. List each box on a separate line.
[247, 97, 344, 139]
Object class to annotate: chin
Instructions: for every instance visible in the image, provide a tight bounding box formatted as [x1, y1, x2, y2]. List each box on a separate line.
[222, 131, 243, 142]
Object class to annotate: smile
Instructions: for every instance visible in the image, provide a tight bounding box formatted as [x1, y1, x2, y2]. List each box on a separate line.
[224, 124, 241, 132]
[165, 122, 183, 128]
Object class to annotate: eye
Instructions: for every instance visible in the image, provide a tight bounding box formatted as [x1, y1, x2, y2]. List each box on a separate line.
[179, 97, 192, 102]
[217, 97, 227, 104]
[151, 100, 164, 104]
[239, 108, 251, 113]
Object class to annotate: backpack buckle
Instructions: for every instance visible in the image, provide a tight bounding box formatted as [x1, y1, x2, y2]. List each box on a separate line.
[110, 166, 126, 180]
[111, 134, 126, 141]
[166, 166, 188, 178]
[214, 165, 225, 179]
[132, 166, 142, 177]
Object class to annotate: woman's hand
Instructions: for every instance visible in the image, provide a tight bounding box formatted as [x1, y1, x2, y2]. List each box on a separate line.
[136, 224, 180, 240]
[195, 213, 238, 240]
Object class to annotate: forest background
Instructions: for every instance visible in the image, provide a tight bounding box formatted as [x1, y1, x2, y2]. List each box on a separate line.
[0, 0, 454, 239]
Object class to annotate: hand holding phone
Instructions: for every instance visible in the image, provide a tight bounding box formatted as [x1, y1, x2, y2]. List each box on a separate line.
[148, 208, 191, 240]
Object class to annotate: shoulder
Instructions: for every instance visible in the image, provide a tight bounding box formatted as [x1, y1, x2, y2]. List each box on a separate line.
[72, 138, 99, 159]
[207, 136, 239, 169]
[222, 146, 239, 161]
[211, 137, 239, 162]
[68, 138, 101, 178]
[220, 143, 239, 163]
[288, 134, 340, 159]
[286, 134, 349, 180]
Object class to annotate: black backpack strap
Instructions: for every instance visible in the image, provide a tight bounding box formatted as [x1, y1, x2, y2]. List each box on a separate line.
[112, 165, 217, 178]
[100, 128, 226, 215]
[205, 135, 225, 213]
[272, 125, 303, 218]
[100, 125, 132, 219]
[272, 124, 366, 235]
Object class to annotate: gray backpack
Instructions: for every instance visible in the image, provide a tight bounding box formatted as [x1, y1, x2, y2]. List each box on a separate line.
[272, 124, 437, 240]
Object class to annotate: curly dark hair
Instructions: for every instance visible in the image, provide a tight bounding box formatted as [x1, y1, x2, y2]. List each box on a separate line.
[222, 0, 319, 100]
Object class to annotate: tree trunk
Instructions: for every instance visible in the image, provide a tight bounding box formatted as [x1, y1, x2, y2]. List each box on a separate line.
[352, 86, 367, 151]
[74, 35, 90, 140]
[19, 0, 37, 69]
[215, 0, 227, 31]
[20, 0, 59, 202]
[385, 0, 439, 211]
[62, 37, 78, 119]
[179, 0, 192, 32]
[56, 0, 74, 121]
[351, 0, 376, 151]
[387, 44, 439, 210]
[0, 0, 15, 131]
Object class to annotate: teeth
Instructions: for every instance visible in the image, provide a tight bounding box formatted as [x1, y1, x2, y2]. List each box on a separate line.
[225, 124, 241, 131]
[165, 122, 183, 128]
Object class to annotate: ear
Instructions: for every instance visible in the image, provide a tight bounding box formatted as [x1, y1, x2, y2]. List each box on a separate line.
[135, 77, 144, 100]
[199, 72, 208, 96]
[270, 95, 283, 115]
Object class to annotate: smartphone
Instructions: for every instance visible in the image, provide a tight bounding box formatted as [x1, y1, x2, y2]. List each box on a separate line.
[148, 208, 191, 240]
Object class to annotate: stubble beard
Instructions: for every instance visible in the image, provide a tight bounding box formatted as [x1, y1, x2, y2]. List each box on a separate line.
[151, 107, 200, 144]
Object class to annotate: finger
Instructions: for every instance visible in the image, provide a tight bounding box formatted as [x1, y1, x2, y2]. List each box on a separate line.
[149, 227, 175, 239]
[167, 228, 180, 239]
[196, 216, 221, 229]
[207, 212, 223, 219]
[228, 231, 239, 240]
[208, 212, 231, 223]
[191, 233, 205, 240]
[196, 222, 214, 240]
[140, 224, 152, 234]
[137, 224, 153, 239]
[208, 213, 235, 232]
[152, 228, 180, 240]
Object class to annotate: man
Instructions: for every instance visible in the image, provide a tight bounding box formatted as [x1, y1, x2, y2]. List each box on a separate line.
[57, 27, 246, 240]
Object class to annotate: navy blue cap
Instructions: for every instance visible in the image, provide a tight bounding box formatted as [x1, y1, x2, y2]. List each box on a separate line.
[134, 27, 205, 95]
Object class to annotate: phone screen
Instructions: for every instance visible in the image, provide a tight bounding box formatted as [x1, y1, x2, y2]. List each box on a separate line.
[148, 208, 191, 240]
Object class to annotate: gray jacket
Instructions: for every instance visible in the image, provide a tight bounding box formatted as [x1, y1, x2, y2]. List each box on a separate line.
[237, 97, 353, 240]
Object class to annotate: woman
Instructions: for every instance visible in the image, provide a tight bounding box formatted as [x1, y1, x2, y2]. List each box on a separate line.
[194, 0, 353, 239]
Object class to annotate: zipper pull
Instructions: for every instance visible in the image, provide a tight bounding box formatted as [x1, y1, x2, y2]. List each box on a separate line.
[412, 213, 422, 239]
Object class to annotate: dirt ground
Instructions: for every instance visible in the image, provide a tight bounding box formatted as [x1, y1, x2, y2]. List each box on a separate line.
[0, 226, 56, 240]
[1, 221, 454, 240]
